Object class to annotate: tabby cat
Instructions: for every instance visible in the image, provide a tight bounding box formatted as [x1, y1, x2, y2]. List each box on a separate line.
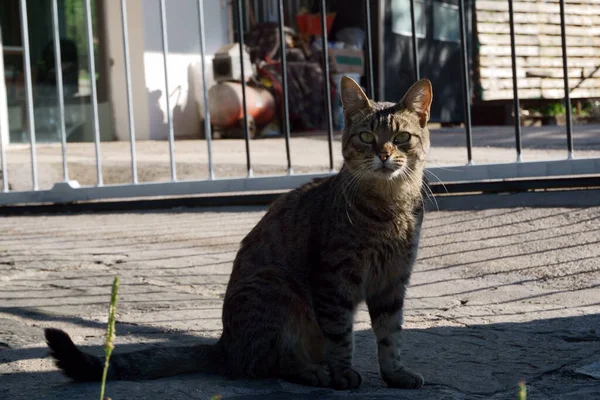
[45, 76, 432, 390]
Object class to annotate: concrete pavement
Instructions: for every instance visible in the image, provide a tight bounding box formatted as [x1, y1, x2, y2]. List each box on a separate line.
[1, 194, 599, 399]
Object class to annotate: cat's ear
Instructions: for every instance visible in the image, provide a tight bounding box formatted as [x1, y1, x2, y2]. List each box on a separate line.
[399, 79, 433, 127]
[341, 76, 372, 119]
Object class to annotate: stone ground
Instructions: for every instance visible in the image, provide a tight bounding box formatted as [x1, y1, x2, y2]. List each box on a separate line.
[1, 192, 600, 399]
[2, 124, 600, 191]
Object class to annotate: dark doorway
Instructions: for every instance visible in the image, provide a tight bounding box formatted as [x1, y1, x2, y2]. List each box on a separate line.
[381, 0, 474, 123]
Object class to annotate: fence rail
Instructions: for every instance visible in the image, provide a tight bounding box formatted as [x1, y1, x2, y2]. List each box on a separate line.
[0, 0, 598, 207]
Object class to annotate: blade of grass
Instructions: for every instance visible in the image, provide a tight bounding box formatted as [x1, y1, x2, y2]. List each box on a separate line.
[518, 380, 527, 400]
[100, 276, 119, 400]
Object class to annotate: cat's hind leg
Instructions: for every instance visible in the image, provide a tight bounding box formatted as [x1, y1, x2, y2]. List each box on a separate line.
[221, 270, 322, 380]
[222, 269, 361, 389]
[277, 306, 362, 390]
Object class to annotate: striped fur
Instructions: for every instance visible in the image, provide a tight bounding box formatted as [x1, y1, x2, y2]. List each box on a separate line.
[45, 77, 432, 390]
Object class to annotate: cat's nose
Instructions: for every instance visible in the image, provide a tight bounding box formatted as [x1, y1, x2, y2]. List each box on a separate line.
[379, 153, 390, 162]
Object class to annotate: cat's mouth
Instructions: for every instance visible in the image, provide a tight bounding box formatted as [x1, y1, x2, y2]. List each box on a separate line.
[376, 160, 402, 171]
[373, 165, 403, 179]
[375, 166, 395, 173]
[369, 156, 406, 179]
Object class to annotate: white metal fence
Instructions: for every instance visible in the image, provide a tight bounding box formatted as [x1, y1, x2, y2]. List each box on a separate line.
[0, 0, 598, 206]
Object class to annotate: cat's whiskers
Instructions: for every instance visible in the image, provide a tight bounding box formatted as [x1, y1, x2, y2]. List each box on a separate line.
[425, 163, 460, 172]
[333, 165, 369, 224]
[341, 165, 372, 220]
[404, 165, 438, 211]
[423, 168, 448, 194]
[339, 172, 360, 225]
[344, 165, 369, 207]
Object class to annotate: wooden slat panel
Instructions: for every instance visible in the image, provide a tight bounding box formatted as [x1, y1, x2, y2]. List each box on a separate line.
[538, 35, 600, 48]
[480, 46, 539, 57]
[540, 78, 600, 89]
[481, 78, 542, 91]
[479, 67, 598, 79]
[539, 47, 600, 57]
[478, 22, 600, 36]
[483, 87, 600, 101]
[476, 1, 599, 15]
[481, 77, 600, 99]
[480, 46, 600, 57]
[480, 77, 600, 91]
[483, 89, 542, 101]
[570, 87, 600, 98]
[476, 0, 600, 100]
[478, 33, 600, 47]
[514, 0, 600, 3]
[479, 56, 600, 69]
[476, 11, 600, 26]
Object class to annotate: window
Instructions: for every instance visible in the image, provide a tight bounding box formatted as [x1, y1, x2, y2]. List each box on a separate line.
[391, 0, 426, 38]
[433, 2, 460, 42]
[1, 0, 107, 143]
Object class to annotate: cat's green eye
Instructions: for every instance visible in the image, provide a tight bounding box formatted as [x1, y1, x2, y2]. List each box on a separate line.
[393, 132, 411, 145]
[359, 132, 375, 144]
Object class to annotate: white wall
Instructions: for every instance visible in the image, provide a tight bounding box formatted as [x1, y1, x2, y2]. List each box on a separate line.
[103, 0, 150, 141]
[142, 0, 230, 140]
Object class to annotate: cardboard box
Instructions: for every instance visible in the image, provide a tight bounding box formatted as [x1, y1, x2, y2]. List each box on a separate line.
[329, 48, 364, 75]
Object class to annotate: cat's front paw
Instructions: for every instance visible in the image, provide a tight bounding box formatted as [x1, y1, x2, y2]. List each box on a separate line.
[329, 365, 363, 390]
[382, 367, 424, 389]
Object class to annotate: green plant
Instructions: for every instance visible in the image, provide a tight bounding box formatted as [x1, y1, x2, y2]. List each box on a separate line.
[100, 276, 120, 400]
[531, 102, 567, 117]
[528, 101, 595, 117]
[518, 380, 527, 400]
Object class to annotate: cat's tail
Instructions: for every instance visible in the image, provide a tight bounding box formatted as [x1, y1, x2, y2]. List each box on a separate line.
[44, 328, 226, 381]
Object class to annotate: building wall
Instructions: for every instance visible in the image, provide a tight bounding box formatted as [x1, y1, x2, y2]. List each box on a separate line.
[0, 0, 231, 144]
[141, 0, 230, 140]
[104, 0, 150, 142]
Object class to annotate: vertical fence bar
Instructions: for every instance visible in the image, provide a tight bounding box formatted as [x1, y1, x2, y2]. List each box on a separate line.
[159, 0, 177, 181]
[51, 0, 69, 181]
[19, 0, 38, 190]
[320, 0, 334, 172]
[0, 17, 6, 192]
[236, 0, 253, 177]
[0, 113, 7, 192]
[277, 0, 292, 174]
[508, 0, 522, 162]
[364, 0, 375, 99]
[197, 0, 214, 180]
[409, 0, 420, 81]
[457, 0, 473, 164]
[120, 0, 138, 184]
[376, 0, 385, 100]
[84, 0, 103, 185]
[559, 0, 574, 159]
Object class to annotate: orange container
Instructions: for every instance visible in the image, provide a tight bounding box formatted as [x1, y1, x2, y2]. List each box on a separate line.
[208, 82, 275, 128]
[295, 13, 335, 37]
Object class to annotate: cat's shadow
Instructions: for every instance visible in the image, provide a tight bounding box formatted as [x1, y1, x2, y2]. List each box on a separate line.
[3, 306, 599, 398]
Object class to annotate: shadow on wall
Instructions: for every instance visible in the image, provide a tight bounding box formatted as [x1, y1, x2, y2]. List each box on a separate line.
[147, 62, 213, 141]
[147, 88, 167, 140]
[172, 63, 204, 140]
